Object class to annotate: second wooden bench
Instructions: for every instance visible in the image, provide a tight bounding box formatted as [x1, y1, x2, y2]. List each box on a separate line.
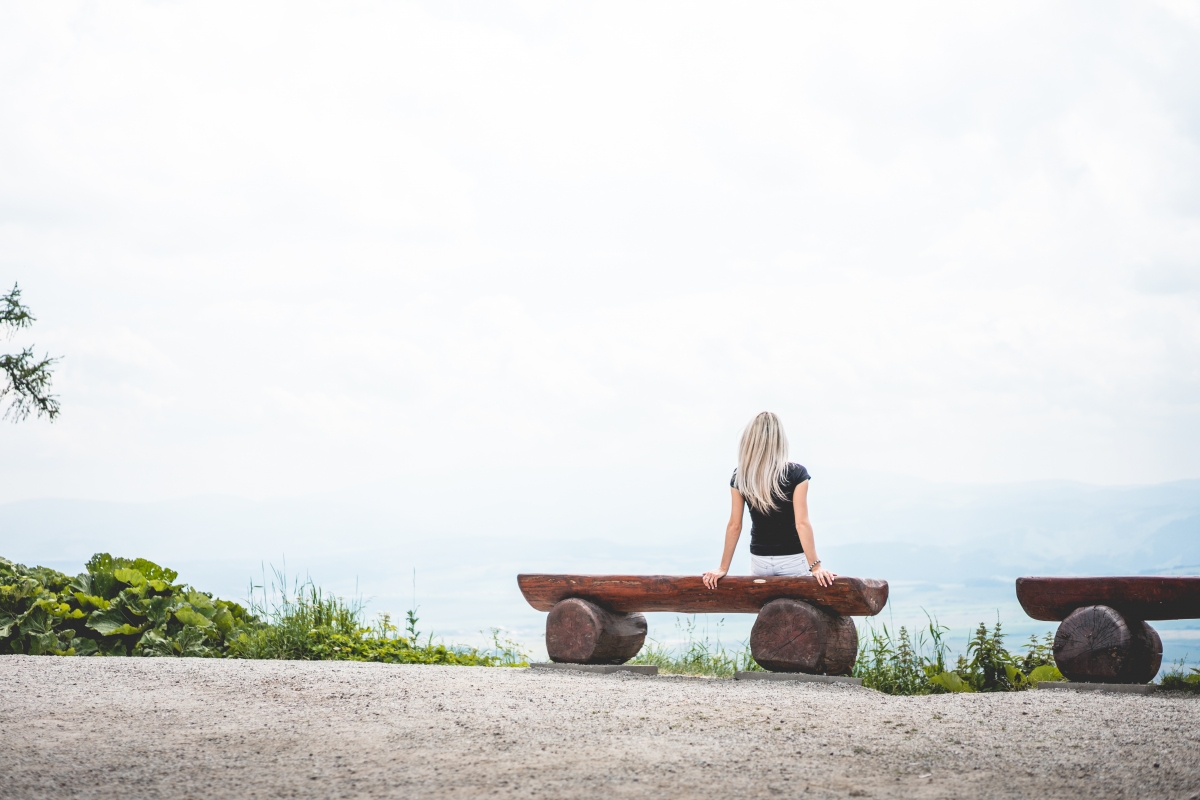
[1016, 576, 1200, 684]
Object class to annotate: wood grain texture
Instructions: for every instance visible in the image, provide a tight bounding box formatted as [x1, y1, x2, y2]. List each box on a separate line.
[822, 615, 860, 677]
[1053, 605, 1163, 684]
[1136, 623, 1164, 684]
[545, 598, 647, 665]
[750, 599, 827, 673]
[1016, 576, 1200, 621]
[517, 574, 889, 616]
[748, 600, 859, 675]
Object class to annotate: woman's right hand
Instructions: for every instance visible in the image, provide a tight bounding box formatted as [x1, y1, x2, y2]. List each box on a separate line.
[701, 568, 728, 590]
[811, 566, 837, 588]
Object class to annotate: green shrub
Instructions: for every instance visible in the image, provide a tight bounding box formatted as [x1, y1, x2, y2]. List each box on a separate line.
[856, 622, 934, 695]
[853, 617, 1063, 695]
[0, 555, 256, 657]
[1, 555, 530, 666]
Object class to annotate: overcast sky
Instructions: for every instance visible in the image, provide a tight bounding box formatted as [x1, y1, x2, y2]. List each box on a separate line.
[2, 1, 1199, 509]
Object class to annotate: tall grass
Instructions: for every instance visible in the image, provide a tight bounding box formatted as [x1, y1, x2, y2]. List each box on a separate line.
[1159, 659, 1200, 693]
[629, 615, 764, 677]
[229, 569, 362, 659]
[227, 566, 529, 666]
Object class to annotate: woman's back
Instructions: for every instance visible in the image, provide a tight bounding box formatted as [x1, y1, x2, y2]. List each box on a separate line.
[732, 462, 811, 556]
[703, 411, 835, 589]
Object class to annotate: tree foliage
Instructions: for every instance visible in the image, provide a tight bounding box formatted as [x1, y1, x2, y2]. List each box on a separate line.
[1, 283, 61, 422]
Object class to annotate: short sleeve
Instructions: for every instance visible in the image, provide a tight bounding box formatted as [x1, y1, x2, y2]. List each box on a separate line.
[730, 470, 737, 489]
[789, 463, 810, 491]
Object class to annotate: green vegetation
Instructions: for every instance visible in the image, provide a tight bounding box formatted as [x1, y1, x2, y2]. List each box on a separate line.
[1, 555, 528, 666]
[1, 283, 61, 423]
[1, 555, 254, 657]
[229, 566, 528, 666]
[1159, 660, 1200, 694]
[853, 618, 1063, 694]
[7, 553, 1189, 687]
[628, 614, 1071, 690]
[629, 616, 765, 677]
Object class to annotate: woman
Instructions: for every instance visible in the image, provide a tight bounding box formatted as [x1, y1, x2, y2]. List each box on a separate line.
[702, 411, 837, 589]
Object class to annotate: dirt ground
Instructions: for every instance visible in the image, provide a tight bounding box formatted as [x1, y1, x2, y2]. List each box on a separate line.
[1, 656, 1198, 799]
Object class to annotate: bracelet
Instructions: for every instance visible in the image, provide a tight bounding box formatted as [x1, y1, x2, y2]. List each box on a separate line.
[809, 560, 821, 571]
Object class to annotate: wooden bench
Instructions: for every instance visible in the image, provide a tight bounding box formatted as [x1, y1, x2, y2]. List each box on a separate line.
[517, 574, 889, 674]
[1016, 576, 1200, 684]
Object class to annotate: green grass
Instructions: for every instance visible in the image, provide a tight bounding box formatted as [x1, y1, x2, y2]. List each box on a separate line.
[627, 613, 1070, 690]
[227, 565, 530, 666]
[629, 615, 764, 677]
[1158, 660, 1200, 693]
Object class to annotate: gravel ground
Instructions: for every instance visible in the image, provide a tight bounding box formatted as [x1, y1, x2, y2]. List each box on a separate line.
[1, 656, 1198, 800]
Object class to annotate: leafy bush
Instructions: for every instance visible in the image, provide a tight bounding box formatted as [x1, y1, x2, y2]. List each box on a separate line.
[853, 617, 1063, 695]
[1, 555, 530, 666]
[0, 555, 255, 657]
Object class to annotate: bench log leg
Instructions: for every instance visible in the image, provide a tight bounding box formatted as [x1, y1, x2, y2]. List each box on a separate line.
[1053, 605, 1163, 684]
[823, 614, 860, 676]
[750, 598, 858, 675]
[545, 598, 647, 665]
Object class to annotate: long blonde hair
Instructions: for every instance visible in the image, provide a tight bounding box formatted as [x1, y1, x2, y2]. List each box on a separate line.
[734, 411, 790, 513]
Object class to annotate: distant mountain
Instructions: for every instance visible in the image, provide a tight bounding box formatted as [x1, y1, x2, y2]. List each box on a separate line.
[1136, 514, 1200, 574]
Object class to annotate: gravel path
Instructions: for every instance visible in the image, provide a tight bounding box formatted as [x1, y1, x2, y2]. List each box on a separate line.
[1, 656, 1198, 799]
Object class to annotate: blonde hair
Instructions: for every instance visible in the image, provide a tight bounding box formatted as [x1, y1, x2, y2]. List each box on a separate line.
[734, 411, 790, 513]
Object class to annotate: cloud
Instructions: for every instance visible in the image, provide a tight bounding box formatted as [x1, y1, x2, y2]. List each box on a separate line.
[0, 0, 1198, 505]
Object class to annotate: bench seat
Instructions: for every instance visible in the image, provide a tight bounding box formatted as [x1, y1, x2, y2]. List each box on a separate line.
[1015, 576, 1200, 621]
[517, 574, 888, 616]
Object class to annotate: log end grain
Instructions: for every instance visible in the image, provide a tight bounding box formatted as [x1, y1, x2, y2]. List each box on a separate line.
[1053, 605, 1163, 684]
[750, 598, 858, 674]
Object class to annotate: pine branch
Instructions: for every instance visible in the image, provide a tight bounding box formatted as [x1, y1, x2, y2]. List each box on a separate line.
[1, 283, 35, 337]
[0, 347, 61, 422]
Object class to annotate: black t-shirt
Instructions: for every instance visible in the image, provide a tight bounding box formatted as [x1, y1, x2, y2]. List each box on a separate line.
[730, 463, 811, 556]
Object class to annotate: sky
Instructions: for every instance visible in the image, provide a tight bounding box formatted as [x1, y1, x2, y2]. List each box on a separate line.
[1, 2, 1199, 658]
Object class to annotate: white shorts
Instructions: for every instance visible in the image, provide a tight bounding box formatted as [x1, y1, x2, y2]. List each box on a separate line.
[750, 553, 812, 577]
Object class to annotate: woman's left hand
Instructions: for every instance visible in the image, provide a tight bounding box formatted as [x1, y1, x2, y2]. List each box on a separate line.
[811, 566, 837, 587]
[701, 568, 728, 590]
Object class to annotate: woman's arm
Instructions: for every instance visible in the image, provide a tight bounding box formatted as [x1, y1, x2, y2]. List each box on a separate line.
[702, 489, 745, 589]
[793, 480, 836, 587]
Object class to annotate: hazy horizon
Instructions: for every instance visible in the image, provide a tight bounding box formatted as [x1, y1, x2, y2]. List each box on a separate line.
[5, 471, 1197, 667]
